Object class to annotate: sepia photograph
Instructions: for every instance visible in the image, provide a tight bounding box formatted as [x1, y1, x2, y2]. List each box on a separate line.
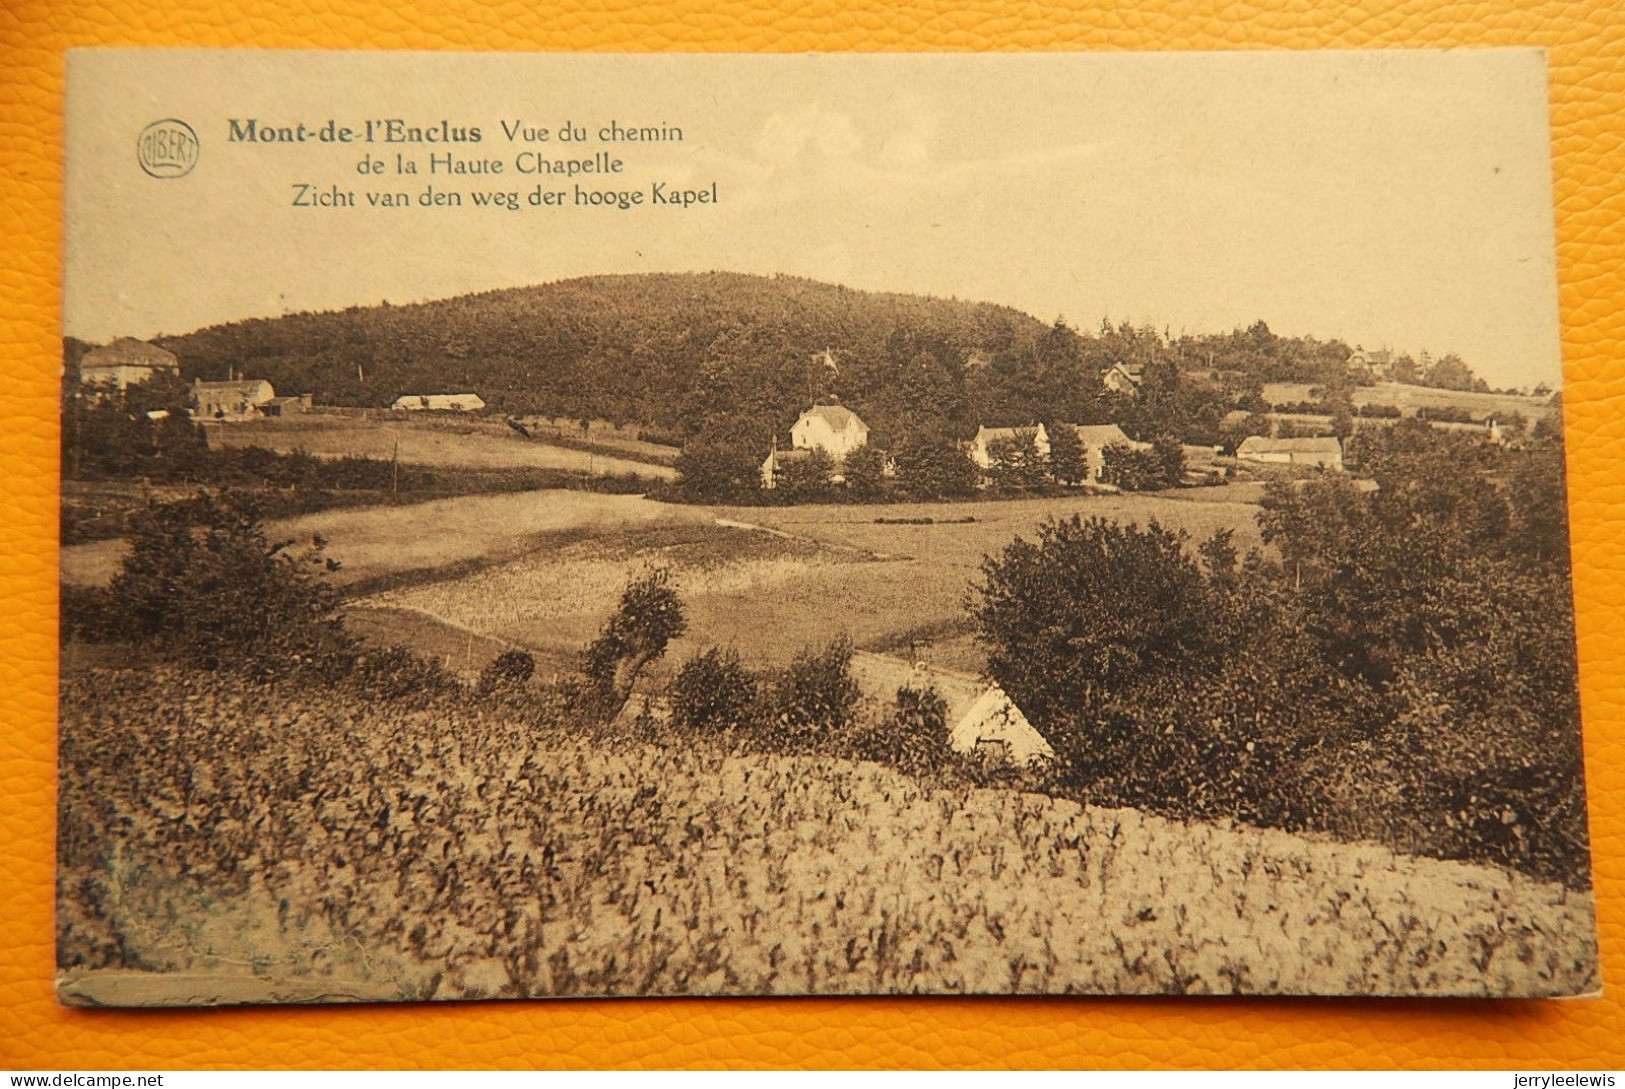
[56, 48, 1597, 1005]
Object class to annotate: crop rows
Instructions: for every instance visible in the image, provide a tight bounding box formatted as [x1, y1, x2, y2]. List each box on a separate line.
[58, 669, 1597, 1000]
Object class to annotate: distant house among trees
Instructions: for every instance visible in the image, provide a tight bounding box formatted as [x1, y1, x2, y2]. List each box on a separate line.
[790, 402, 870, 460]
[1102, 362, 1145, 394]
[1072, 423, 1149, 484]
[1348, 347, 1394, 378]
[391, 393, 487, 412]
[1236, 435, 1344, 470]
[970, 423, 1051, 471]
[79, 338, 180, 391]
[190, 378, 276, 421]
[759, 444, 815, 490]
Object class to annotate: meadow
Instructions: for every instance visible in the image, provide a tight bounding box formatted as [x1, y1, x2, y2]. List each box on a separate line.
[56, 669, 1598, 1003]
[209, 413, 677, 478]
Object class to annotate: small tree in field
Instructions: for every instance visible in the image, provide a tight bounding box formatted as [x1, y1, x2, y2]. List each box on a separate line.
[770, 636, 861, 735]
[583, 567, 687, 720]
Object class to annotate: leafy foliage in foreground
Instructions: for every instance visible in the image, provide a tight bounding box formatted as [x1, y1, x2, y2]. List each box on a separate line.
[971, 420, 1588, 886]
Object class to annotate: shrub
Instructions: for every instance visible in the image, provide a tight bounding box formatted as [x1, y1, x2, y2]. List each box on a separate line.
[855, 682, 950, 775]
[478, 649, 536, 697]
[670, 646, 760, 730]
[582, 568, 687, 719]
[769, 636, 861, 736]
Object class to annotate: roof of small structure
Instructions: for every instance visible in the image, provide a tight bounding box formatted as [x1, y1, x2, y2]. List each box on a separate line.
[81, 338, 178, 370]
[798, 404, 868, 432]
[192, 378, 274, 397]
[1237, 435, 1342, 455]
[1072, 423, 1135, 447]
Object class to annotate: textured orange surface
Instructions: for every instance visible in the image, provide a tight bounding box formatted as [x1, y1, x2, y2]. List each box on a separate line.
[4, 0, 1625, 1071]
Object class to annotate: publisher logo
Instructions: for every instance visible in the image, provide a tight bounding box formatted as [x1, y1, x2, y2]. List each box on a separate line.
[136, 118, 199, 178]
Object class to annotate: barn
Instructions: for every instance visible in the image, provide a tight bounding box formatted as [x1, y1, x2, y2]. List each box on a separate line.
[1236, 435, 1343, 470]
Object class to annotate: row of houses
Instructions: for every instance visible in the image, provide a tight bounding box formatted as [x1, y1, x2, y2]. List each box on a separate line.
[760, 401, 1346, 486]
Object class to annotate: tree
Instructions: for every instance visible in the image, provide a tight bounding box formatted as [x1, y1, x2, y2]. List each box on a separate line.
[894, 435, 979, 499]
[670, 646, 760, 730]
[583, 568, 687, 719]
[86, 490, 349, 677]
[1047, 424, 1086, 485]
[969, 516, 1214, 722]
[773, 447, 835, 501]
[770, 636, 861, 734]
[841, 444, 889, 500]
[675, 433, 760, 502]
[985, 433, 1045, 491]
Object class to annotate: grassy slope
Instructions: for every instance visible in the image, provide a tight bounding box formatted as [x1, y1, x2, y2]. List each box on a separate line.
[57, 670, 1598, 1002]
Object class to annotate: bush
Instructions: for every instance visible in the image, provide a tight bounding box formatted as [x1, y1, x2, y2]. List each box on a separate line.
[582, 567, 687, 719]
[769, 636, 861, 737]
[478, 649, 536, 697]
[670, 646, 760, 730]
[86, 490, 351, 679]
[855, 682, 950, 775]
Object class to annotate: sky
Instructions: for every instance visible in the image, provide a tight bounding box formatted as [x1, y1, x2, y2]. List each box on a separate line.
[65, 49, 1563, 389]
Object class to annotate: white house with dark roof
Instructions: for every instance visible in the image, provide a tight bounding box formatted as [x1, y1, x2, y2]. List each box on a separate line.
[790, 403, 869, 460]
[79, 338, 180, 391]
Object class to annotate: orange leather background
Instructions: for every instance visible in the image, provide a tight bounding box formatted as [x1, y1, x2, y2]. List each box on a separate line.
[5, 0, 1625, 1070]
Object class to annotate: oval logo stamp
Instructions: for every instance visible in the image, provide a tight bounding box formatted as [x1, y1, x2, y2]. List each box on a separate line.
[136, 119, 199, 178]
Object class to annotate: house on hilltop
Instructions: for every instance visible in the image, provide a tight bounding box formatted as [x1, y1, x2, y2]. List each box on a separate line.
[391, 393, 487, 412]
[790, 402, 870, 460]
[1349, 347, 1395, 378]
[191, 378, 276, 421]
[1236, 435, 1343, 470]
[79, 338, 180, 391]
[970, 423, 1050, 471]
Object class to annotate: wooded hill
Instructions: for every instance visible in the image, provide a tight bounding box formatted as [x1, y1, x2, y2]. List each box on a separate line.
[77, 272, 1460, 449]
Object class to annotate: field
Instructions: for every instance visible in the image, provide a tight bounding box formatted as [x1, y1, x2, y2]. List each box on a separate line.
[56, 670, 1599, 1003]
[207, 413, 678, 478]
[63, 482, 1266, 678]
[1263, 381, 1556, 421]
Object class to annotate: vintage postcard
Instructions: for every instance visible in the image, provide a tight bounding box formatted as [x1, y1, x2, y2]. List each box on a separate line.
[57, 49, 1596, 1005]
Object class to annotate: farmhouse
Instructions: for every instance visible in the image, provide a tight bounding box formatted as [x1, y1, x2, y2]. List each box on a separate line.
[392, 393, 487, 412]
[190, 378, 276, 420]
[790, 402, 870, 460]
[1102, 362, 1145, 394]
[1236, 435, 1343, 470]
[79, 338, 180, 391]
[1348, 347, 1395, 379]
[970, 423, 1050, 470]
[1072, 423, 1148, 483]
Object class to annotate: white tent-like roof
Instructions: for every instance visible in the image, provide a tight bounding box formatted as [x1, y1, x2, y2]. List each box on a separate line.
[948, 683, 1054, 767]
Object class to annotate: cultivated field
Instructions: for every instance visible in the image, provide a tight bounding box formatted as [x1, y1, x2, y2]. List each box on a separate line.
[208, 414, 677, 478]
[56, 670, 1598, 1003]
[1263, 381, 1556, 421]
[62, 483, 1269, 675]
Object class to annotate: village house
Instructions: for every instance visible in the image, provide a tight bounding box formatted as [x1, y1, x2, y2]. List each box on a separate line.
[190, 378, 276, 421]
[391, 393, 487, 412]
[1236, 435, 1344, 470]
[1102, 362, 1145, 394]
[1348, 347, 1395, 378]
[78, 338, 180, 391]
[970, 423, 1050, 471]
[790, 402, 870, 460]
[1072, 423, 1149, 484]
